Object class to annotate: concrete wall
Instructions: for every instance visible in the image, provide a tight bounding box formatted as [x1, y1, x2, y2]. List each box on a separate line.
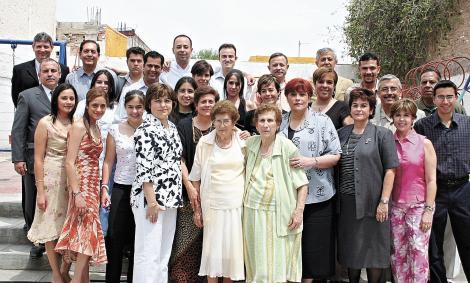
[0, 0, 57, 149]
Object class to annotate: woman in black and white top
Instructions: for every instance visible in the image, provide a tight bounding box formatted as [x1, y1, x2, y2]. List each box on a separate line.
[102, 90, 145, 283]
[131, 83, 183, 283]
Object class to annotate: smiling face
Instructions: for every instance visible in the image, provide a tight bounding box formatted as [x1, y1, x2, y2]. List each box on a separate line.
[125, 96, 145, 122]
[193, 70, 211, 87]
[393, 110, 414, 133]
[80, 42, 99, 68]
[378, 79, 402, 107]
[32, 40, 52, 62]
[268, 56, 289, 82]
[219, 48, 237, 71]
[150, 95, 173, 121]
[259, 82, 280, 105]
[176, 82, 195, 108]
[315, 72, 335, 101]
[196, 94, 216, 117]
[255, 110, 279, 138]
[93, 73, 109, 94]
[143, 57, 162, 85]
[173, 36, 192, 65]
[39, 61, 61, 90]
[359, 59, 381, 84]
[57, 89, 76, 116]
[317, 51, 337, 69]
[350, 97, 373, 122]
[87, 96, 107, 122]
[433, 87, 457, 116]
[226, 75, 242, 99]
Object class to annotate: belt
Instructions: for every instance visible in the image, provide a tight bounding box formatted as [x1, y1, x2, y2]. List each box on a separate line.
[437, 176, 469, 187]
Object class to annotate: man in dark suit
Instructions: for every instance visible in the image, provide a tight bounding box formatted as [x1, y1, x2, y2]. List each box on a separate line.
[11, 58, 61, 258]
[11, 32, 69, 108]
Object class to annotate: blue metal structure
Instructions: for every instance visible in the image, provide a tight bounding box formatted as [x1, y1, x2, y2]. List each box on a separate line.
[0, 39, 67, 66]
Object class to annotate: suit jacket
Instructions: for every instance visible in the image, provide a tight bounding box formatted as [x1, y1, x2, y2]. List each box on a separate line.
[11, 86, 52, 172]
[11, 59, 69, 107]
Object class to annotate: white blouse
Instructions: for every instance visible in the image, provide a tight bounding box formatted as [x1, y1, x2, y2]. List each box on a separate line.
[109, 124, 136, 185]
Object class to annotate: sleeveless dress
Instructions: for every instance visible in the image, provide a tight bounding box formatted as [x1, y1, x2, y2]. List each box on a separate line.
[27, 116, 69, 244]
[55, 132, 107, 265]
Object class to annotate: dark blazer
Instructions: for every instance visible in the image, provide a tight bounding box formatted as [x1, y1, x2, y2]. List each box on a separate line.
[11, 86, 51, 172]
[11, 59, 69, 107]
[335, 122, 399, 219]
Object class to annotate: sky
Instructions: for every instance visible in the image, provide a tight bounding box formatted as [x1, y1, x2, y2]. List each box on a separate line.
[56, 0, 352, 63]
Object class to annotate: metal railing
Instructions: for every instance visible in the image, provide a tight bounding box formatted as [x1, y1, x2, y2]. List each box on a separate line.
[0, 39, 67, 66]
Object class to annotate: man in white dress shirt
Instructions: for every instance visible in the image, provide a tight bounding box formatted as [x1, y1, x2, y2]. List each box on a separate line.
[115, 51, 164, 122]
[159, 35, 193, 89]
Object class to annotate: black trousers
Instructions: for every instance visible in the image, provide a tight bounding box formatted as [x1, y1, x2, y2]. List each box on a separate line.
[105, 183, 135, 283]
[429, 181, 470, 283]
[22, 173, 37, 231]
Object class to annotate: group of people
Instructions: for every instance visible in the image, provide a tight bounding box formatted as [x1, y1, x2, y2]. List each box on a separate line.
[10, 32, 470, 283]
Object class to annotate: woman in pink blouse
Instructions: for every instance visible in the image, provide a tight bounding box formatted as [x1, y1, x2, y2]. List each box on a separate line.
[390, 99, 437, 282]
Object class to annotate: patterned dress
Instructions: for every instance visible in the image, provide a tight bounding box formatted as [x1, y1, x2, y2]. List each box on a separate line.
[55, 132, 107, 265]
[27, 116, 69, 244]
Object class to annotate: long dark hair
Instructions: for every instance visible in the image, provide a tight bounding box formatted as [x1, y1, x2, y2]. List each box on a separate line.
[171, 77, 197, 122]
[51, 83, 78, 123]
[223, 69, 246, 110]
[90, 69, 116, 109]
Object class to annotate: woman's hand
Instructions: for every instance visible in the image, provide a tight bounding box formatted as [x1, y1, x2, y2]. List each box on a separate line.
[74, 193, 87, 215]
[376, 203, 389, 222]
[193, 209, 204, 228]
[186, 184, 200, 211]
[420, 210, 433, 232]
[101, 190, 111, 210]
[288, 208, 303, 230]
[36, 192, 47, 211]
[239, 130, 251, 140]
[290, 156, 312, 169]
[146, 203, 166, 224]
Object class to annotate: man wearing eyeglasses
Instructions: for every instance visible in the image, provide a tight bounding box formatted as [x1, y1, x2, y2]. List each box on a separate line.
[415, 68, 466, 116]
[414, 80, 470, 283]
[371, 74, 425, 131]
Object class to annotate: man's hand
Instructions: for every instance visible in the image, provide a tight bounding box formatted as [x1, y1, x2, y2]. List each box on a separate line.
[14, 162, 27, 176]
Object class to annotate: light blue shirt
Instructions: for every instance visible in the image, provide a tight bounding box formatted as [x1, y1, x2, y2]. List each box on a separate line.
[65, 66, 117, 101]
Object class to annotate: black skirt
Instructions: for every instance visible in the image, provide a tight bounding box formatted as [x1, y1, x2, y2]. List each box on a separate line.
[337, 193, 390, 269]
[302, 198, 336, 279]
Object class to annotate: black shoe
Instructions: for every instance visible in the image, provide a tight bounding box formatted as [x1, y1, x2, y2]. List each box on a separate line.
[29, 245, 45, 259]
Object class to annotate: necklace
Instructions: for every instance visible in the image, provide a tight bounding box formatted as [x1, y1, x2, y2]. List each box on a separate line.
[215, 134, 232, 149]
[127, 120, 139, 130]
[345, 134, 361, 155]
[260, 142, 274, 157]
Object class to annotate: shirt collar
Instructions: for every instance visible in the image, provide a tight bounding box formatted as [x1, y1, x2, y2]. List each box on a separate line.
[431, 112, 460, 128]
[394, 129, 418, 144]
[213, 69, 225, 80]
[34, 59, 41, 75]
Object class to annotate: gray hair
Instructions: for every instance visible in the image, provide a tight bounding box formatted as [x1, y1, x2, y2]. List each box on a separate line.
[316, 47, 337, 62]
[38, 58, 60, 74]
[33, 32, 53, 46]
[378, 74, 402, 90]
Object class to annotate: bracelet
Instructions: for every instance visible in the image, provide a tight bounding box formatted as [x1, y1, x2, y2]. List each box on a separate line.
[314, 157, 319, 167]
[101, 184, 109, 191]
[424, 205, 434, 212]
[35, 180, 44, 183]
[380, 198, 389, 204]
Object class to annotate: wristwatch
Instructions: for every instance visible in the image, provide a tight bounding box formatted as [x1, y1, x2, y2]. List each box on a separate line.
[380, 198, 389, 204]
[424, 205, 434, 212]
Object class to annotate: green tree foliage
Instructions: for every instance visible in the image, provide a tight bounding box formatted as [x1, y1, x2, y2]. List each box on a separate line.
[192, 48, 219, 60]
[343, 0, 458, 78]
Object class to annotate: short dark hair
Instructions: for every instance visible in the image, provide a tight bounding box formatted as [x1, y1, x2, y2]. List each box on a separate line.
[90, 69, 116, 108]
[348, 88, 377, 119]
[191, 60, 214, 77]
[421, 67, 442, 81]
[433, 80, 457, 97]
[257, 74, 280, 93]
[144, 83, 175, 113]
[126, 47, 145, 60]
[144, 51, 164, 65]
[173, 34, 192, 48]
[285, 78, 314, 97]
[79, 40, 100, 55]
[194, 85, 220, 105]
[51, 83, 78, 123]
[268, 52, 288, 65]
[312, 67, 338, 87]
[218, 43, 237, 55]
[358, 52, 380, 66]
[33, 32, 53, 46]
[175, 77, 198, 93]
